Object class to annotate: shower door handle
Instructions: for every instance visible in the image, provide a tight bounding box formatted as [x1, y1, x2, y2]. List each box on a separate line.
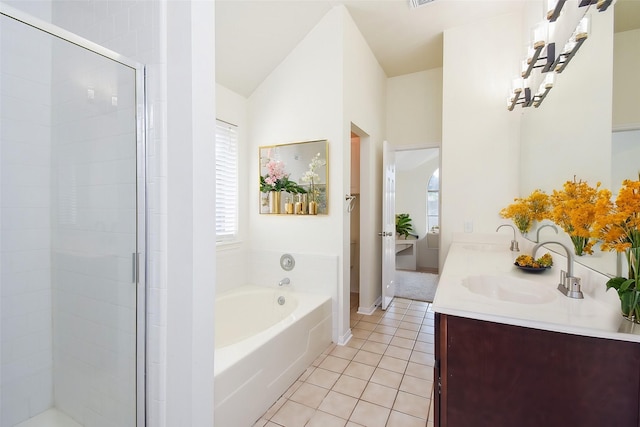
[132, 252, 140, 284]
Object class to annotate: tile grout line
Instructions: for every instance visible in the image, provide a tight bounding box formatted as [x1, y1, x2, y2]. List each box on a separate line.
[256, 297, 435, 427]
[347, 299, 434, 426]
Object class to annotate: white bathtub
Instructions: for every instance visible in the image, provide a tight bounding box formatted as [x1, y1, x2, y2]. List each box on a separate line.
[214, 285, 332, 427]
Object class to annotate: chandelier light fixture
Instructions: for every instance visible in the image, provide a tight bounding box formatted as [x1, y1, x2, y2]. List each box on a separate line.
[547, 0, 567, 21]
[553, 16, 590, 73]
[507, 0, 612, 111]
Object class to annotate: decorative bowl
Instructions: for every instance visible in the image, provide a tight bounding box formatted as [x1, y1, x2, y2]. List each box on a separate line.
[514, 263, 551, 273]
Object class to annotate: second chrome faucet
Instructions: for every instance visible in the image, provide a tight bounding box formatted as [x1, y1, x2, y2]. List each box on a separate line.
[496, 224, 519, 252]
[533, 241, 583, 299]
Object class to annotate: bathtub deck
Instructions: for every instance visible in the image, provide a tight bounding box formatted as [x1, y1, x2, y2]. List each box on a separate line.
[255, 296, 436, 427]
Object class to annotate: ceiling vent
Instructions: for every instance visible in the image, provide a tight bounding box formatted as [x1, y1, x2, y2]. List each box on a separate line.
[409, 0, 436, 9]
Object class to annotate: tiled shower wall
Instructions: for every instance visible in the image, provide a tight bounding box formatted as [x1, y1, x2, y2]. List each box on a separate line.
[0, 12, 54, 426]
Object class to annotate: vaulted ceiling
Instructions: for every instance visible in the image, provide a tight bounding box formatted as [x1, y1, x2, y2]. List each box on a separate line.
[215, 0, 640, 98]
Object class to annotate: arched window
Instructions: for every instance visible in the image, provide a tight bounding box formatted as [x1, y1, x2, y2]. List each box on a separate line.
[427, 168, 439, 232]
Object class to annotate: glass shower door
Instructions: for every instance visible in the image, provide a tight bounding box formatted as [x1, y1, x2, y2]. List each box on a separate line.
[1, 8, 144, 427]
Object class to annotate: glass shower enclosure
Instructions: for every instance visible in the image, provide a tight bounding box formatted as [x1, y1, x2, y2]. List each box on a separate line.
[0, 5, 146, 427]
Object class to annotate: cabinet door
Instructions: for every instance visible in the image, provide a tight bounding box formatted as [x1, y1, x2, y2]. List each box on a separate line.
[436, 314, 640, 427]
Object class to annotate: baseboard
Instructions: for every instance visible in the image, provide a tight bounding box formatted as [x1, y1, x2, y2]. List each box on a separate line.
[374, 295, 382, 309]
[337, 328, 353, 346]
[357, 295, 381, 315]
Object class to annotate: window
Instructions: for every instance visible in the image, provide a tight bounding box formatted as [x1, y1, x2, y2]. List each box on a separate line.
[215, 119, 238, 242]
[427, 168, 439, 232]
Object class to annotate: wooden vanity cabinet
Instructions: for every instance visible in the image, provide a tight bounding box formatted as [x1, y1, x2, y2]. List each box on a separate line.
[434, 313, 640, 427]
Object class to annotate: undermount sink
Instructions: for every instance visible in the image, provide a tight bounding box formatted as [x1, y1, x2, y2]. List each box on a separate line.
[460, 243, 506, 252]
[462, 275, 556, 304]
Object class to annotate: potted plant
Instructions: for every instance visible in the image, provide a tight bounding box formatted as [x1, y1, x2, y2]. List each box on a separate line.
[395, 213, 414, 239]
[260, 159, 306, 213]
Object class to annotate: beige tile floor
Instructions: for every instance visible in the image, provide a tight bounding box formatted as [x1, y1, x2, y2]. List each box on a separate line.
[253, 295, 436, 427]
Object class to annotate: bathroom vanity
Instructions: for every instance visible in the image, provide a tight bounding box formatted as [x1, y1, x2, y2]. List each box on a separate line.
[432, 236, 640, 427]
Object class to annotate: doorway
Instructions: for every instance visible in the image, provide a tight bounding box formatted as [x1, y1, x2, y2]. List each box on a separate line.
[349, 133, 360, 301]
[395, 147, 440, 273]
[348, 125, 383, 317]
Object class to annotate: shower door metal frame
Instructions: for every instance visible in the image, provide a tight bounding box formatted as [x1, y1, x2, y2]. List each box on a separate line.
[0, 4, 148, 426]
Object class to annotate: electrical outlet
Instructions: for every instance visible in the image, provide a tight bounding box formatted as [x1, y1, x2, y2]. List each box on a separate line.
[464, 221, 473, 233]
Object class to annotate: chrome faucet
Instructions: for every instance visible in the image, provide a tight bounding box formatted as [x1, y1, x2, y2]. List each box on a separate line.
[496, 224, 519, 252]
[532, 241, 583, 299]
[278, 277, 290, 287]
[535, 224, 558, 243]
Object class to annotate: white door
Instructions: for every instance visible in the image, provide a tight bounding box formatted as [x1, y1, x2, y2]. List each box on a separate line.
[381, 141, 396, 309]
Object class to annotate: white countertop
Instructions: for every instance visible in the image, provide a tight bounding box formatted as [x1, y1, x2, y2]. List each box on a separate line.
[432, 238, 640, 343]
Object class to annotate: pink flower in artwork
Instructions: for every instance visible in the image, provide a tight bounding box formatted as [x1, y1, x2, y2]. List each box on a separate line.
[263, 159, 288, 189]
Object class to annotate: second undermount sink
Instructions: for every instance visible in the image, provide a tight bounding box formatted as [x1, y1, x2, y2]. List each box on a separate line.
[460, 243, 506, 252]
[462, 275, 556, 304]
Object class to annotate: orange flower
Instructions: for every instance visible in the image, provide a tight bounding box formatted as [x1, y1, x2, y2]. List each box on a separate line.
[528, 189, 550, 222]
[548, 178, 609, 255]
[595, 178, 640, 253]
[500, 189, 549, 234]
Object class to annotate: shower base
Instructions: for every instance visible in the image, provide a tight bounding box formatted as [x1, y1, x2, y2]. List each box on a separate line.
[15, 408, 81, 427]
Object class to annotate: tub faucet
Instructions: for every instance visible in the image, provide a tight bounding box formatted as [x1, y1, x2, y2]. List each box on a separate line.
[496, 224, 519, 252]
[279, 277, 290, 287]
[535, 224, 558, 243]
[532, 241, 583, 299]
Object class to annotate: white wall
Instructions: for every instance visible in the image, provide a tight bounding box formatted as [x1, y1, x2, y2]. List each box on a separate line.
[441, 11, 523, 269]
[342, 6, 387, 326]
[248, 7, 344, 341]
[386, 69, 443, 148]
[165, 3, 216, 426]
[613, 28, 640, 129]
[520, 7, 614, 195]
[612, 129, 640, 196]
[248, 6, 343, 252]
[1, 5, 53, 424]
[247, 5, 386, 344]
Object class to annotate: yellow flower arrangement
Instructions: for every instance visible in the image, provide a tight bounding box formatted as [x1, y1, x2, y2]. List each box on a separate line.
[547, 178, 609, 256]
[499, 189, 549, 234]
[515, 253, 553, 268]
[594, 178, 640, 322]
[594, 178, 640, 253]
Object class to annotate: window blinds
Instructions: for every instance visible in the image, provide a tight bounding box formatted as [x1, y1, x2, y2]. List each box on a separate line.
[215, 120, 238, 242]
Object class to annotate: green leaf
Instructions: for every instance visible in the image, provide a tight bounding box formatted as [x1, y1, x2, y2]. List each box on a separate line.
[605, 276, 627, 292]
[395, 213, 414, 237]
[620, 290, 637, 315]
[619, 278, 636, 293]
